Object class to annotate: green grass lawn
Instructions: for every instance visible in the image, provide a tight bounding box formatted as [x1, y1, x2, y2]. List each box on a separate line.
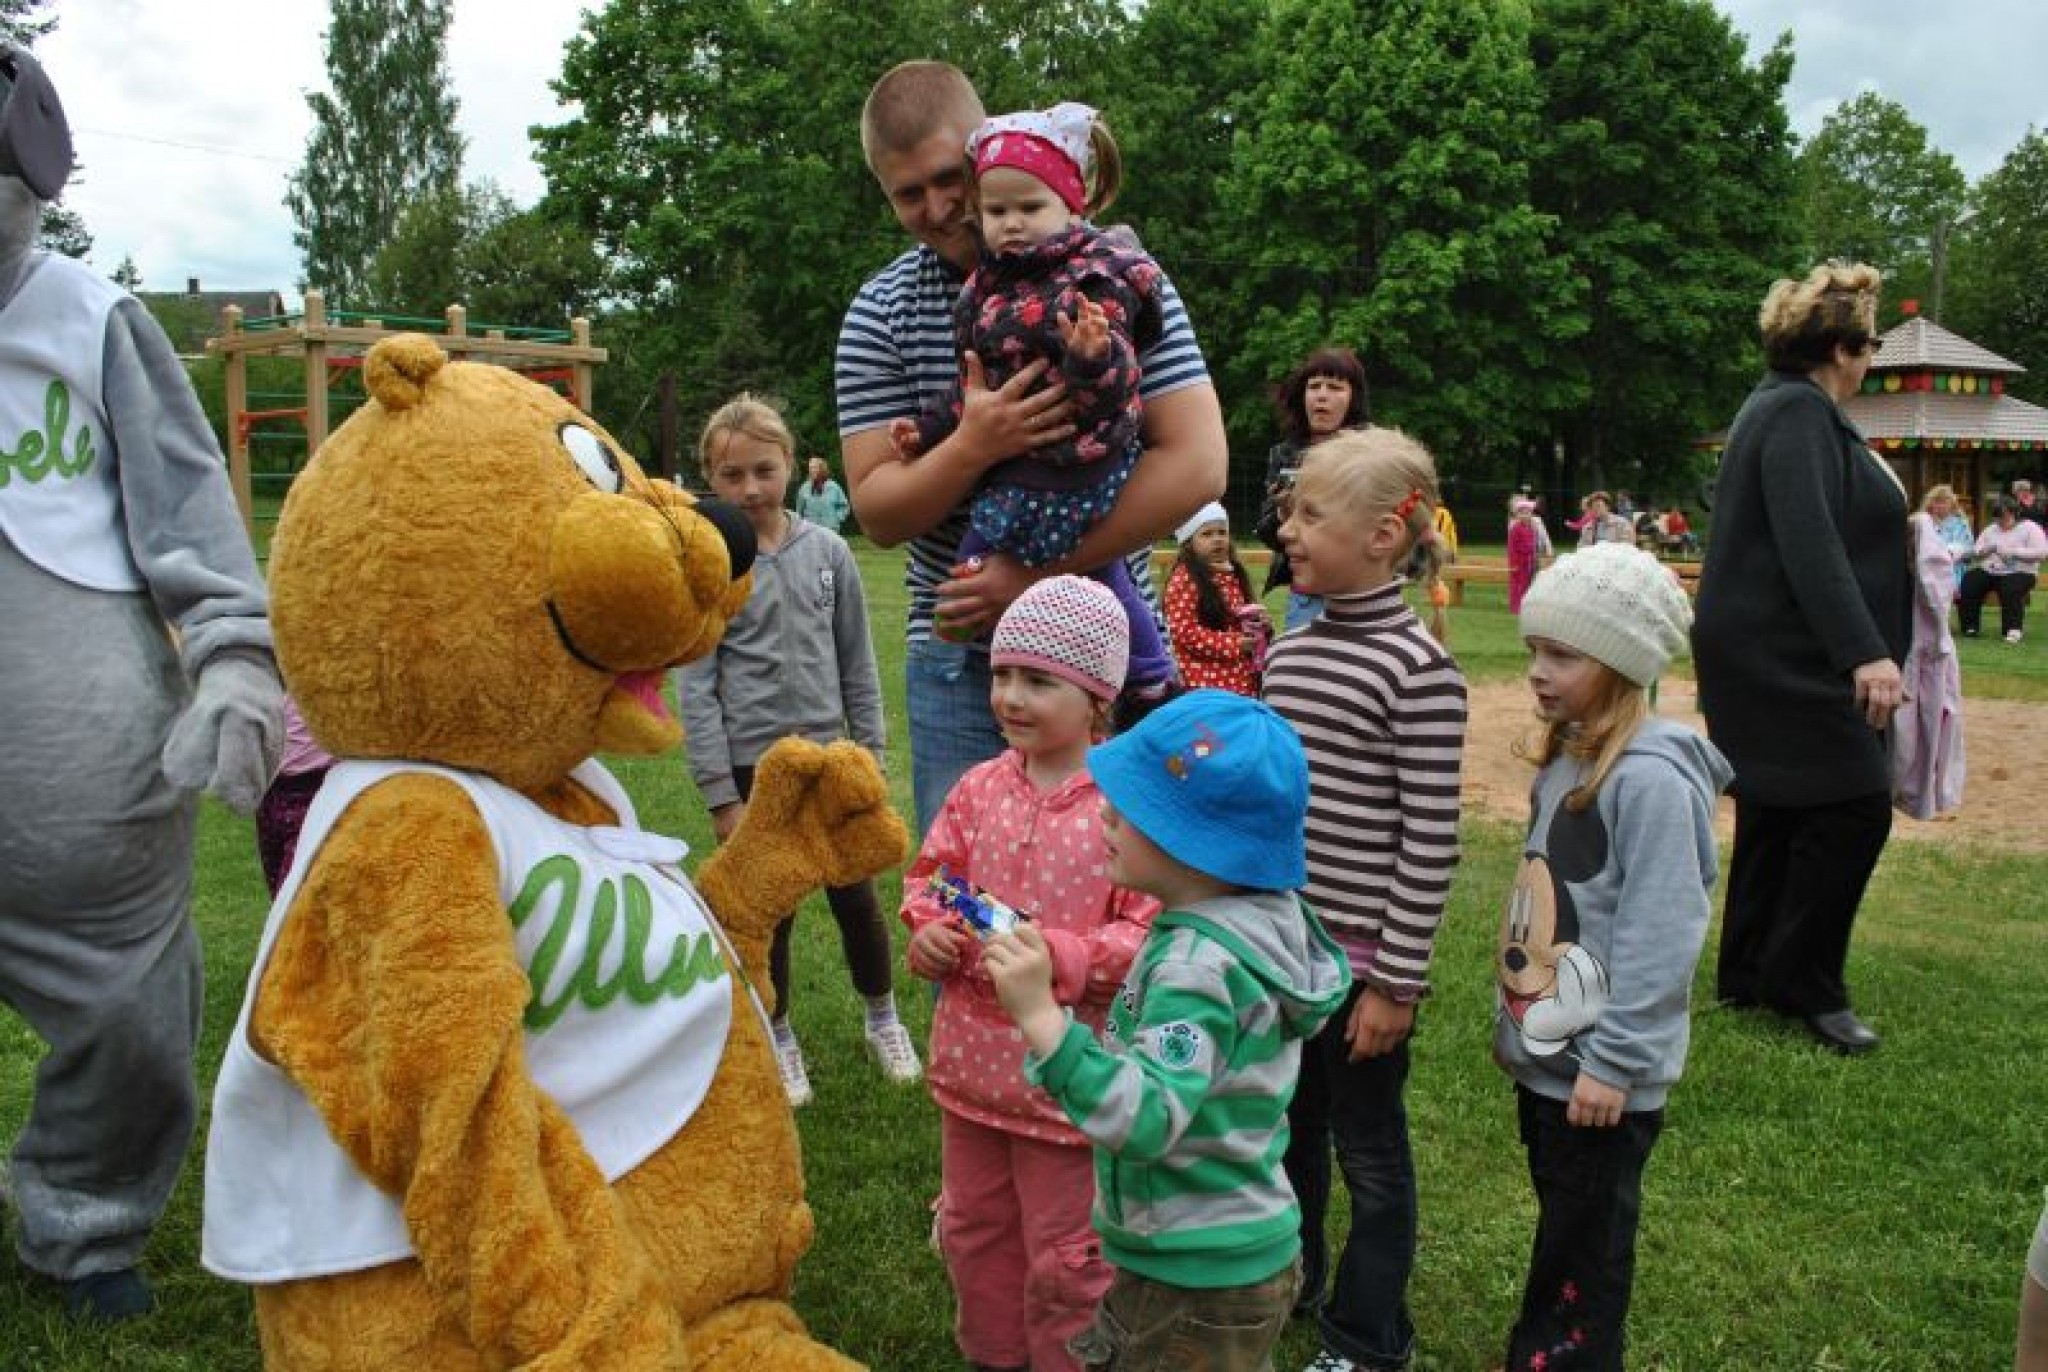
[1, 540, 2041, 1369]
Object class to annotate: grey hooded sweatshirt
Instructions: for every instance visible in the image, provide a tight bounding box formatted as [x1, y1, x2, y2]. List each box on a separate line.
[676, 515, 884, 808]
[1493, 716, 1734, 1113]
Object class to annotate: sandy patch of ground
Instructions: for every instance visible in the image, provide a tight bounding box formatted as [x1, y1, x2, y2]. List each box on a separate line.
[1462, 678, 2045, 854]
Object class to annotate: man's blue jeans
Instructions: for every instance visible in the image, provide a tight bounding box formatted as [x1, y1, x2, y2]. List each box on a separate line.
[906, 638, 1007, 836]
[1284, 985, 1417, 1370]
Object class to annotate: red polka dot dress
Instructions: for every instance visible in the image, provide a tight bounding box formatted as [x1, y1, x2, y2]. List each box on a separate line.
[1165, 561, 1268, 697]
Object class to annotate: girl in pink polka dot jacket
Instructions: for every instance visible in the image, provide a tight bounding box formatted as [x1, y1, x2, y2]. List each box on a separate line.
[901, 575, 1160, 1372]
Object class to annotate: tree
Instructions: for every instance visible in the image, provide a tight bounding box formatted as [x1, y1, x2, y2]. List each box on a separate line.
[1946, 129, 2048, 406]
[37, 202, 87, 256]
[1526, 0, 1799, 496]
[1797, 92, 1967, 313]
[286, 0, 464, 307]
[364, 181, 607, 327]
[110, 254, 142, 290]
[1217, 0, 1584, 476]
[0, 0, 54, 44]
[534, 0, 1134, 453]
[1110, 0, 1277, 469]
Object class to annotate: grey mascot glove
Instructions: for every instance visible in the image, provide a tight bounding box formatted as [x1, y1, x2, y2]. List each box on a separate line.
[160, 648, 286, 816]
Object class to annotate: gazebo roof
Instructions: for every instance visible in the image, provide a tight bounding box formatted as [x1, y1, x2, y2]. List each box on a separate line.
[1846, 390, 2048, 447]
[1870, 316, 2024, 376]
[1845, 314, 2046, 452]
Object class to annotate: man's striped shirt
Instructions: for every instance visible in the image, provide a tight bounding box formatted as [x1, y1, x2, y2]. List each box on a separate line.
[1261, 583, 1468, 999]
[834, 242, 1209, 644]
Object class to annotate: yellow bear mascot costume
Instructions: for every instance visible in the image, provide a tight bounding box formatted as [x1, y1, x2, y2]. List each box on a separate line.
[201, 334, 905, 1370]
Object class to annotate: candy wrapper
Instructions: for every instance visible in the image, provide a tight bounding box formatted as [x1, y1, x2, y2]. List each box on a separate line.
[926, 866, 1025, 940]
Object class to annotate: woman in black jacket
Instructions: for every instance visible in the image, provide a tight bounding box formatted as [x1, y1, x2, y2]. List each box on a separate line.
[1693, 261, 1910, 1056]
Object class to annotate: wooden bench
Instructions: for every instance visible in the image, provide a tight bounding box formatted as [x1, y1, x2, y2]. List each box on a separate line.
[1441, 557, 1702, 606]
[1148, 545, 1272, 581]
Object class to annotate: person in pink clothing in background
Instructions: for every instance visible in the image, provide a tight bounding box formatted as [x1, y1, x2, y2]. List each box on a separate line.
[902, 574, 1159, 1372]
[1507, 495, 1542, 613]
[253, 696, 334, 895]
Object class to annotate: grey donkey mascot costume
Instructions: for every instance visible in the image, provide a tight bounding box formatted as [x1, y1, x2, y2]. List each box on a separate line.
[0, 46, 283, 1322]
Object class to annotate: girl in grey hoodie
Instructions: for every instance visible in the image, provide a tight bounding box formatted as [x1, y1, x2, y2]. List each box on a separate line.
[1496, 544, 1733, 1372]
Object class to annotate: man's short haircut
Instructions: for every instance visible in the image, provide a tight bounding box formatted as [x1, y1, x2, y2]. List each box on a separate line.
[861, 61, 984, 171]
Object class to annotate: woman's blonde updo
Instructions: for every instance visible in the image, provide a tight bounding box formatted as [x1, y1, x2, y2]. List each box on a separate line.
[1759, 260, 1882, 372]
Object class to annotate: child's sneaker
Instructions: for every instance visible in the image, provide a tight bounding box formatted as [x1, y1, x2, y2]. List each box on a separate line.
[1300, 1354, 1358, 1372]
[2006, 628, 2024, 644]
[776, 1035, 814, 1108]
[866, 1020, 923, 1084]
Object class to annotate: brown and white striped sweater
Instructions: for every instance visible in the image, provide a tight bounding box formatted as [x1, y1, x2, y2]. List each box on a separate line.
[1262, 583, 1467, 999]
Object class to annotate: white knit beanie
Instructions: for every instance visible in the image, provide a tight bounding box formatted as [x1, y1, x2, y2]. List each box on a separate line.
[991, 575, 1131, 701]
[1519, 543, 1692, 686]
[1174, 500, 1228, 545]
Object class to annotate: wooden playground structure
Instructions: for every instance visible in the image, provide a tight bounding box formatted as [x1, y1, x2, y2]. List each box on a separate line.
[206, 290, 606, 534]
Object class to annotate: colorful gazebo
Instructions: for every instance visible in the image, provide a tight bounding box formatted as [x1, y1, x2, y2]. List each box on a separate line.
[1846, 310, 2048, 520]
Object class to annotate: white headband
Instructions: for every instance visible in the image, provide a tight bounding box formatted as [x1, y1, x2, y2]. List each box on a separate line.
[1175, 501, 1229, 545]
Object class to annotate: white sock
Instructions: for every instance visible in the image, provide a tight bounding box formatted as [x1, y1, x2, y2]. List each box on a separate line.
[772, 1018, 798, 1051]
[864, 995, 901, 1031]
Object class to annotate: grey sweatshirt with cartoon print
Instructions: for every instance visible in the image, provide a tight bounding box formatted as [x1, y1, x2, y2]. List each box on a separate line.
[1493, 717, 1733, 1112]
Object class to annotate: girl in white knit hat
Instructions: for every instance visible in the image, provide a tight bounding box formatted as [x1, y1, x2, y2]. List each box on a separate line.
[1163, 500, 1271, 697]
[1497, 542, 1734, 1371]
[899, 575, 1161, 1372]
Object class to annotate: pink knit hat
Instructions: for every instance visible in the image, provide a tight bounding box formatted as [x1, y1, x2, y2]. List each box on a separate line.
[991, 575, 1130, 701]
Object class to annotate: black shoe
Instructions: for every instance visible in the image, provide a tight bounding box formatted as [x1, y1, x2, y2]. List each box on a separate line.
[1801, 1008, 1879, 1056]
[63, 1267, 155, 1323]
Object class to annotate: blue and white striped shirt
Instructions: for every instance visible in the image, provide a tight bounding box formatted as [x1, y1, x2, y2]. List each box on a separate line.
[835, 242, 1210, 644]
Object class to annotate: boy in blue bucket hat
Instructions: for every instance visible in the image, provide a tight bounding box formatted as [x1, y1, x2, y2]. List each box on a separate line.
[984, 688, 1352, 1370]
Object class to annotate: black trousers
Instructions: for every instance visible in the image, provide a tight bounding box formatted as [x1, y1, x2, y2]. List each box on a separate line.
[1958, 567, 2036, 636]
[1507, 1087, 1663, 1372]
[1715, 790, 1892, 1015]
[730, 764, 894, 1018]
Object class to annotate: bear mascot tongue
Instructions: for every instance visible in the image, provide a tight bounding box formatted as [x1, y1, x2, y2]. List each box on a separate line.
[201, 332, 904, 1372]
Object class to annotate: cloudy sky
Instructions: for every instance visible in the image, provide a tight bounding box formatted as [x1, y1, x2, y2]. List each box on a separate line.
[31, 0, 2048, 302]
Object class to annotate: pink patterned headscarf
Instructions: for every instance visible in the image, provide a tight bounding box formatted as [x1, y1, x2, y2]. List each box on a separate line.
[968, 102, 1099, 215]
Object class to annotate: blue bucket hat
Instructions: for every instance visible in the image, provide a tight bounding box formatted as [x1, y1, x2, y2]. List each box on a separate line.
[1087, 689, 1308, 891]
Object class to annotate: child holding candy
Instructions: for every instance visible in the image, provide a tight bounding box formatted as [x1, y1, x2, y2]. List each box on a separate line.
[900, 575, 1159, 1372]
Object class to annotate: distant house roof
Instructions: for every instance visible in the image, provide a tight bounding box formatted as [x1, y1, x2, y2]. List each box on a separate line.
[136, 279, 286, 356]
[1870, 316, 2024, 376]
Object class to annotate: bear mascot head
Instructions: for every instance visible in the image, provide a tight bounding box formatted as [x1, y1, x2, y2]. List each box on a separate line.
[202, 333, 904, 1371]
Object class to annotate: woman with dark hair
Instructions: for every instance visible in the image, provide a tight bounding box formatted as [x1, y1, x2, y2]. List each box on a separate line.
[1255, 347, 1369, 629]
[1693, 261, 1910, 1056]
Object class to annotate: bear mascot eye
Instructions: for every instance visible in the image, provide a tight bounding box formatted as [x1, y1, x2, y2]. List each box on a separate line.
[559, 424, 622, 493]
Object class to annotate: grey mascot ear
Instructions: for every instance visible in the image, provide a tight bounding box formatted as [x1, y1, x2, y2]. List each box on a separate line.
[0, 45, 73, 202]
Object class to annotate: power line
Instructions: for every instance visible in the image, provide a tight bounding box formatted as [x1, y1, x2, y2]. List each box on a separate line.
[72, 126, 294, 165]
